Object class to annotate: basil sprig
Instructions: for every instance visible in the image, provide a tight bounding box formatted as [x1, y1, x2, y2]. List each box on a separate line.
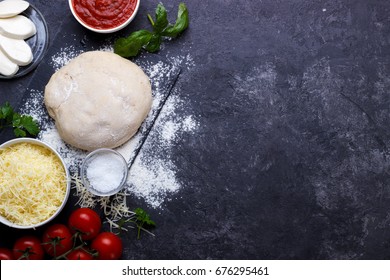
[114, 2, 189, 58]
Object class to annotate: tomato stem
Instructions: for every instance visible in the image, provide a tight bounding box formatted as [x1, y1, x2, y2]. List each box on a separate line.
[55, 243, 85, 260]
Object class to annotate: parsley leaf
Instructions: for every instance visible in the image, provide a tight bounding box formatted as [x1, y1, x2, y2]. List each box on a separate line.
[135, 207, 156, 226]
[20, 115, 40, 136]
[108, 208, 156, 239]
[13, 127, 26, 137]
[0, 102, 14, 123]
[114, 2, 189, 58]
[0, 102, 40, 137]
[134, 207, 156, 239]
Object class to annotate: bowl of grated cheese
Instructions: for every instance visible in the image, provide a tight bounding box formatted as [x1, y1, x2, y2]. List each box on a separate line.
[0, 138, 70, 229]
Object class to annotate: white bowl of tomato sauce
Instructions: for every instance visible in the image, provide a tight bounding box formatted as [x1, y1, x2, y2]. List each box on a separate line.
[68, 0, 140, 33]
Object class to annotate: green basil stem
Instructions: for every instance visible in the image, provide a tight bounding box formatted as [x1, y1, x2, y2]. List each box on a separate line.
[147, 14, 155, 27]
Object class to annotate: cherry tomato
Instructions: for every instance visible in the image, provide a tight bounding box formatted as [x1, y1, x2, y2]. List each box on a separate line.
[0, 248, 14, 260]
[68, 208, 102, 241]
[91, 232, 122, 260]
[66, 248, 93, 260]
[13, 236, 44, 260]
[42, 224, 73, 257]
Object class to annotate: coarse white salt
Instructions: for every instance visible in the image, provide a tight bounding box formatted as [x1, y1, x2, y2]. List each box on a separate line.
[85, 152, 127, 194]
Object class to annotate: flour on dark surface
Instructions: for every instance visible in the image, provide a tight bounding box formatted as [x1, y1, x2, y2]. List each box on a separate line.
[20, 49, 198, 209]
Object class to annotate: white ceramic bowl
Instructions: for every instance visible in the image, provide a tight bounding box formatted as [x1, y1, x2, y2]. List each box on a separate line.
[68, 0, 140, 33]
[0, 138, 70, 229]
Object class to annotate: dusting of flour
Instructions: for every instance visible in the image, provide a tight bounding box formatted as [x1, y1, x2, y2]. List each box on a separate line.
[127, 93, 199, 208]
[20, 48, 197, 209]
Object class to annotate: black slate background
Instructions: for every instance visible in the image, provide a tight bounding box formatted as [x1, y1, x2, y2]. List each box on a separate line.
[1, 0, 390, 259]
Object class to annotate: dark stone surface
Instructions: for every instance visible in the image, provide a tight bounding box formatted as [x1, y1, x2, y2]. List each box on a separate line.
[1, 0, 390, 259]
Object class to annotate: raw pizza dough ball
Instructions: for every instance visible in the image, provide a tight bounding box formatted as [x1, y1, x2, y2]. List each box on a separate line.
[44, 51, 152, 151]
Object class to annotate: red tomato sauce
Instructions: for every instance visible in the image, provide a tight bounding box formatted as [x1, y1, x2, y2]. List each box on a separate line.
[72, 0, 137, 30]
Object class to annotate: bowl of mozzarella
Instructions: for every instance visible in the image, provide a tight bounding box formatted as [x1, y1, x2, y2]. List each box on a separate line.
[0, 0, 47, 78]
[0, 138, 70, 229]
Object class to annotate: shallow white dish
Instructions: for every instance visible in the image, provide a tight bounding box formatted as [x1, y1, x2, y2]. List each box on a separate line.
[0, 138, 70, 229]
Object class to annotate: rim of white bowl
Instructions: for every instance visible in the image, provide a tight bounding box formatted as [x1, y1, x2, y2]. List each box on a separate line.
[0, 138, 71, 229]
[68, 0, 140, 33]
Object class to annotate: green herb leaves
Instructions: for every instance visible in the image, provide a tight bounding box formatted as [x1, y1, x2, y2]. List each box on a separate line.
[152, 3, 169, 34]
[0, 102, 40, 137]
[109, 207, 156, 239]
[114, 2, 189, 58]
[161, 3, 189, 37]
[135, 207, 156, 227]
[13, 115, 40, 137]
[134, 207, 156, 239]
[114, 30, 153, 57]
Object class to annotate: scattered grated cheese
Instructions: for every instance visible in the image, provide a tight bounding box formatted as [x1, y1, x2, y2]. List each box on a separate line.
[0, 143, 67, 226]
[72, 174, 135, 227]
[72, 175, 97, 209]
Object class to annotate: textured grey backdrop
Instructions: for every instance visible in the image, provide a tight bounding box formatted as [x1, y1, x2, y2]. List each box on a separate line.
[1, 0, 390, 259]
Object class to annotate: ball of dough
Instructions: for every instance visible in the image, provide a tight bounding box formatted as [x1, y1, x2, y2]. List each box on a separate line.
[44, 51, 152, 151]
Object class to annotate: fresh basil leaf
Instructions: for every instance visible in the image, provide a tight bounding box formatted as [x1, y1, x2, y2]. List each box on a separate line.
[162, 2, 189, 38]
[145, 33, 162, 53]
[153, 3, 169, 34]
[114, 37, 141, 57]
[114, 30, 153, 57]
[114, 2, 190, 58]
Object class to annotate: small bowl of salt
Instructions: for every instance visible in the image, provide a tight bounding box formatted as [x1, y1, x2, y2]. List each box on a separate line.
[80, 148, 128, 196]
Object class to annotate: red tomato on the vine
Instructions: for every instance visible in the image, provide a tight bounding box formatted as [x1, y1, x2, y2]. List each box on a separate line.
[91, 232, 122, 260]
[42, 224, 73, 257]
[66, 248, 94, 260]
[0, 248, 13, 260]
[13, 236, 44, 260]
[68, 208, 102, 241]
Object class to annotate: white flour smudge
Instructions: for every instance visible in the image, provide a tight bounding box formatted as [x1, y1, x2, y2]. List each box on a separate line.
[127, 93, 199, 208]
[20, 48, 198, 209]
[49, 45, 82, 71]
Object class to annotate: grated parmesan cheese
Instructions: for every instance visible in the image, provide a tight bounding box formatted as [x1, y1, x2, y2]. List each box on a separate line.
[0, 143, 67, 226]
[72, 174, 136, 233]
